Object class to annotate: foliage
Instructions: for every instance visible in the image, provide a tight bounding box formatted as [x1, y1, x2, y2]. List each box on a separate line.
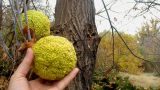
[137, 19, 160, 73]
[96, 31, 143, 74]
[92, 70, 137, 90]
[93, 70, 160, 90]
[137, 19, 160, 61]
[0, 60, 11, 77]
[0, 76, 9, 90]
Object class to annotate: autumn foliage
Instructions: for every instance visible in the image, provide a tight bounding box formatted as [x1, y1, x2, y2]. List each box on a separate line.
[96, 31, 144, 74]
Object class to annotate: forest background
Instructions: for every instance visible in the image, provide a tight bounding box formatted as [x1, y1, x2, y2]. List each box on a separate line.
[0, 0, 160, 90]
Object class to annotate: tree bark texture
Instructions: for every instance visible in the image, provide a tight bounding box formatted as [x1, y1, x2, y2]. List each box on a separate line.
[52, 0, 100, 90]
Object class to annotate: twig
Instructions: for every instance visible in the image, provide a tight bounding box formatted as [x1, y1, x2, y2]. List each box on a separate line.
[12, 0, 18, 44]
[101, 0, 115, 68]
[31, 0, 37, 10]
[133, 0, 159, 17]
[146, 0, 156, 11]
[101, 0, 160, 75]
[102, 0, 160, 63]
[114, 26, 160, 63]
[134, 0, 160, 6]
[8, 0, 26, 41]
[16, 0, 23, 32]
[96, 14, 108, 20]
[0, 0, 2, 31]
[0, 32, 13, 60]
[124, 3, 138, 18]
[23, 0, 31, 41]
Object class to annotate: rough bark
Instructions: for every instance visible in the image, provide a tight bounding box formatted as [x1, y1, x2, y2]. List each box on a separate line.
[51, 0, 100, 90]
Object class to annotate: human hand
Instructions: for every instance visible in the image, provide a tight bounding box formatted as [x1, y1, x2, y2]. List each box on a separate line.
[8, 48, 79, 90]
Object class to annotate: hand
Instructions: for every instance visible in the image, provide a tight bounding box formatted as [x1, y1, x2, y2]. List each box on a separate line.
[8, 48, 79, 90]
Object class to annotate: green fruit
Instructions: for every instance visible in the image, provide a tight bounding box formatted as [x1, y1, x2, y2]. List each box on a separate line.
[18, 10, 50, 40]
[32, 36, 77, 80]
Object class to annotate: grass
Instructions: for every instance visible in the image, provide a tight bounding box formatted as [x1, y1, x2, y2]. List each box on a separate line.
[119, 72, 160, 89]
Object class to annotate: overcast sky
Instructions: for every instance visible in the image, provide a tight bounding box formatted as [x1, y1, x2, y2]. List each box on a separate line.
[44, 0, 160, 35]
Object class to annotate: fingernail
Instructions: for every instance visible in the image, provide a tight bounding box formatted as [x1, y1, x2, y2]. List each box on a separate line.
[75, 68, 79, 72]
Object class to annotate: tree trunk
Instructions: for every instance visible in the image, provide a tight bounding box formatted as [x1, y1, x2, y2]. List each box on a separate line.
[52, 0, 100, 90]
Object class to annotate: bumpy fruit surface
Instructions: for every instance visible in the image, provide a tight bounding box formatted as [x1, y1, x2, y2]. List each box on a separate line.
[32, 36, 77, 80]
[19, 10, 50, 40]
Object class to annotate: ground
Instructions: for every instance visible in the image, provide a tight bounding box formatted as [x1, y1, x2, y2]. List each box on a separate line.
[119, 72, 160, 89]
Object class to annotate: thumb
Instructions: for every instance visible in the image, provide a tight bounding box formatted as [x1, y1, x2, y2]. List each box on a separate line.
[14, 48, 34, 77]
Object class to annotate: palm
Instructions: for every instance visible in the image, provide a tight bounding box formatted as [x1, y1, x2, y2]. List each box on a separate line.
[8, 48, 79, 90]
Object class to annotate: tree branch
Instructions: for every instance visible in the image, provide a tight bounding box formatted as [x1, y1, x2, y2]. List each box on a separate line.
[135, 0, 160, 6]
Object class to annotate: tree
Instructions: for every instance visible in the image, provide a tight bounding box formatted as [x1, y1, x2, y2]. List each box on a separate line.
[52, 0, 100, 90]
[137, 19, 160, 72]
[96, 31, 143, 74]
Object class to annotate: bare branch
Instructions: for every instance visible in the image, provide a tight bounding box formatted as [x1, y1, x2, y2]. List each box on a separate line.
[0, 0, 2, 31]
[101, 0, 160, 66]
[9, 0, 26, 41]
[135, 0, 160, 6]
[31, 0, 37, 10]
[0, 32, 13, 60]
[23, 0, 31, 41]
[101, 0, 115, 69]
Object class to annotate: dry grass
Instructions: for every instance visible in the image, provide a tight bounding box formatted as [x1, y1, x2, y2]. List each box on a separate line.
[119, 72, 160, 89]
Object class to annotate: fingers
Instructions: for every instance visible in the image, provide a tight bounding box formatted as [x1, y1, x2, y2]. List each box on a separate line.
[14, 48, 34, 77]
[30, 68, 79, 90]
[55, 68, 79, 90]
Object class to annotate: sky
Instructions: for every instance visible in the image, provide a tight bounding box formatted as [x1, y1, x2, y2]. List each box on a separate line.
[94, 0, 160, 34]
[43, 0, 160, 35]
